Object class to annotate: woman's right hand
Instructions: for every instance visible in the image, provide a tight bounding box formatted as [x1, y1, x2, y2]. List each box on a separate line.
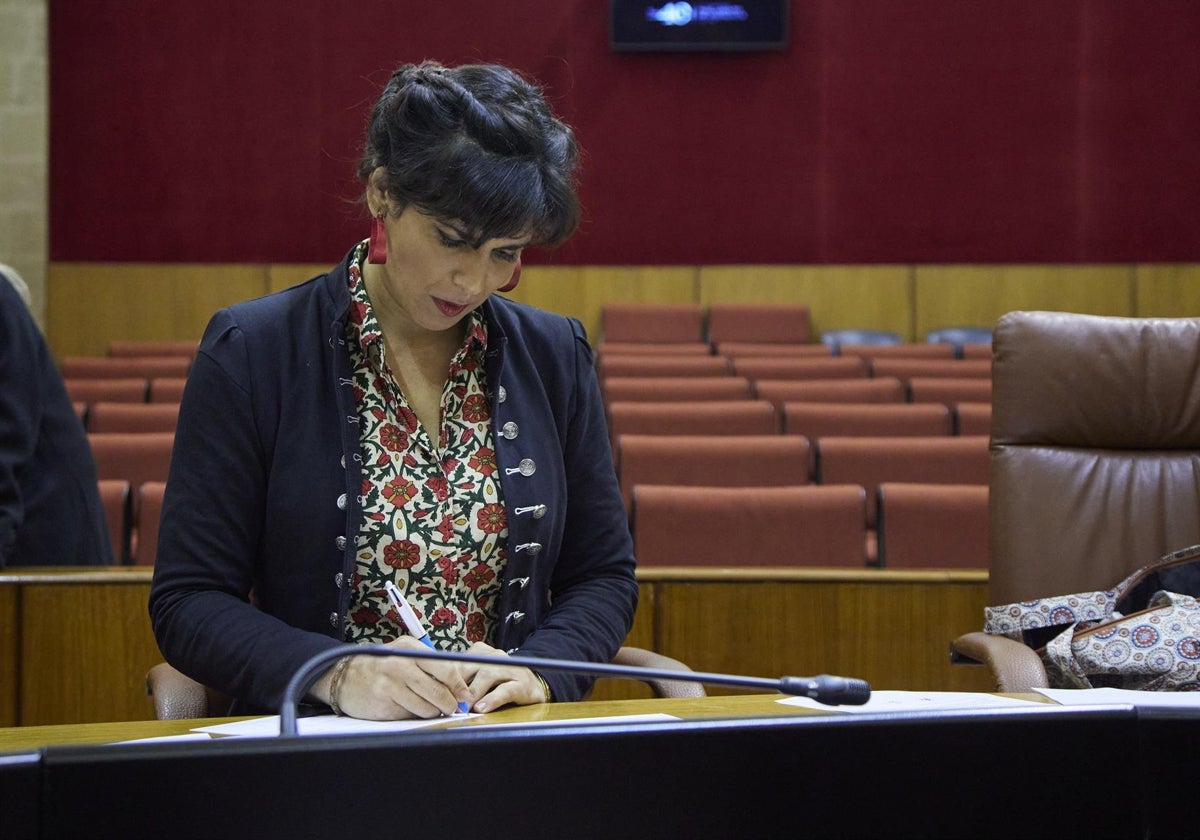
[316, 636, 472, 720]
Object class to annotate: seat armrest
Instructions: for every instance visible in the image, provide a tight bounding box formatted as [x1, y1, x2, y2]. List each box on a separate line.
[146, 662, 221, 720]
[950, 631, 1049, 693]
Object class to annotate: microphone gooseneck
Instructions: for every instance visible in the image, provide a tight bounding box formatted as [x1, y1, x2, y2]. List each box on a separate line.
[279, 645, 871, 736]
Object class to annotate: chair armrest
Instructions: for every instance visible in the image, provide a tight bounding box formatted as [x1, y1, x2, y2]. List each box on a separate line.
[950, 631, 1049, 693]
[146, 662, 222, 720]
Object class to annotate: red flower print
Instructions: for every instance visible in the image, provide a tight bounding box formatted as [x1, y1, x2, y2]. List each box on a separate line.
[464, 563, 496, 591]
[437, 556, 459, 585]
[379, 424, 408, 452]
[371, 406, 387, 422]
[427, 476, 449, 501]
[437, 514, 455, 542]
[383, 540, 422, 569]
[477, 503, 507, 534]
[382, 477, 418, 506]
[468, 447, 498, 476]
[430, 607, 457, 627]
[462, 394, 490, 422]
[351, 606, 381, 625]
[466, 612, 486, 642]
[349, 301, 368, 325]
[397, 405, 419, 433]
[376, 451, 391, 466]
[361, 479, 373, 495]
[442, 457, 460, 473]
[451, 384, 468, 400]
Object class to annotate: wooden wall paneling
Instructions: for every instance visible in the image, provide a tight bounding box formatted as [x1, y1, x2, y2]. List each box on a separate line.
[18, 571, 161, 725]
[699, 265, 914, 341]
[0, 584, 16, 727]
[913, 264, 1136, 340]
[652, 573, 993, 695]
[505, 265, 699, 346]
[1133, 263, 1200, 317]
[267, 263, 335, 294]
[46, 263, 270, 359]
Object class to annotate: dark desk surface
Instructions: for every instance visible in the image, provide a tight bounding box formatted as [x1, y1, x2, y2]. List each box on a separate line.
[3, 693, 1195, 840]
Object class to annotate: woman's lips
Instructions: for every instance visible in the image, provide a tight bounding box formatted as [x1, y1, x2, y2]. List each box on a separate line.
[434, 298, 469, 317]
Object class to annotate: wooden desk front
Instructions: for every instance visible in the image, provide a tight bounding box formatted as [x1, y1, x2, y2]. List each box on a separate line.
[1, 567, 992, 726]
[2, 694, 1190, 839]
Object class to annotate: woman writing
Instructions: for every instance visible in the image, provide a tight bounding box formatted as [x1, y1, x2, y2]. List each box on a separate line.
[149, 61, 638, 718]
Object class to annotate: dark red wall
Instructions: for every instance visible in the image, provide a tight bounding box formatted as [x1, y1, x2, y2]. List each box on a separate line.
[48, 1, 1200, 266]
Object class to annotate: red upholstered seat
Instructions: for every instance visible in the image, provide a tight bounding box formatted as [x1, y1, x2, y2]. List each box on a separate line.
[783, 402, 952, 439]
[754, 377, 906, 410]
[876, 482, 989, 569]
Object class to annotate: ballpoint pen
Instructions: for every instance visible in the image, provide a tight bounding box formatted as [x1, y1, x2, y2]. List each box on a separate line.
[384, 580, 470, 713]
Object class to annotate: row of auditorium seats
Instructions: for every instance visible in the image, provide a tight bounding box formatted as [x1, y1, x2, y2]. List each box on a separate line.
[597, 354, 992, 386]
[598, 302, 992, 359]
[98, 479, 166, 565]
[631, 482, 988, 569]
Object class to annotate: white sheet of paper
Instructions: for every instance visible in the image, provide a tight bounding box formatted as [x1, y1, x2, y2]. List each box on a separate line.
[114, 733, 215, 745]
[1035, 687, 1200, 708]
[777, 690, 1046, 714]
[460, 712, 679, 730]
[193, 713, 479, 738]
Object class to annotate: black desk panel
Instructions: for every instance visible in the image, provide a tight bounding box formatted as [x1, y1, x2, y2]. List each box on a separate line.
[12, 705, 1174, 839]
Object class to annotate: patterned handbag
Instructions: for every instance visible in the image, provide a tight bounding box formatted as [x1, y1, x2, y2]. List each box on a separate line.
[983, 544, 1200, 690]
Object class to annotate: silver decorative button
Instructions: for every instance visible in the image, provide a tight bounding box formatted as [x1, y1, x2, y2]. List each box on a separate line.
[513, 504, 547, 519]
[505, 458, 536, 476]
[498, 386, 507, 403]
[505, 610, 526, 624]
[508, 576, 530, 589]
[501, 421, 519, 440]
[329, 612, 339, 627]
[337, 493, 347, 510]
[334, 572, 344, 588]
[335, 536, 346, 551]
[515, 542, 542, 555]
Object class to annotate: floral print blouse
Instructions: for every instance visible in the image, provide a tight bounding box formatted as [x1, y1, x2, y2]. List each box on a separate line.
[342, 243, 507, 650]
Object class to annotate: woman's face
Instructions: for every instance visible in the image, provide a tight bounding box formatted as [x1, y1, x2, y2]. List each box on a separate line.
[366, 198, 528, 336]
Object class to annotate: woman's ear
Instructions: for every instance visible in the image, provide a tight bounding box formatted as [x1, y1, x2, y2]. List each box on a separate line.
[367, 167, 390, 215]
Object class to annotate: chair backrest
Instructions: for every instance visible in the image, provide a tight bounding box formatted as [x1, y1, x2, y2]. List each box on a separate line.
[598, 354, 733, 380]
[754, 377, 906, 409]
[607, 400, 778, 447]
[782, 402, 952, 439]
[731, 356, 867, 381]
[88, 433, 175, 519]
[108, 340, 198, 358]
[60, 356, 191, 379]
[876, 482, 988, 569]
[609, 646, 706, 699]
[87, 402, 180, 433]
[601, 303, 705, 344]
[815, 435, 989, 526]
[97, 479, 131, 565]
[632, 484, 867, 567]
[596, 341, 712, 356]
[908, 376, 992, 406]
[616, 434, 811, 511]
[869, 358, 991, 386]
[63, 377, 149, 405]
[133, 481, 167, 565]
[954, 402, 992, 436]
[603, 376, 753, 404]
[714, 342, 831, 359]
[148, 377, 189, 403]
[706, 303, 812, 344]
[988, 311, 1200, 604]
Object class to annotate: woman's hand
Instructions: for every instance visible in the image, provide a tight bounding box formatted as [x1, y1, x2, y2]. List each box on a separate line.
[460, 641, 551, 713]
[313, 636, 472, 720]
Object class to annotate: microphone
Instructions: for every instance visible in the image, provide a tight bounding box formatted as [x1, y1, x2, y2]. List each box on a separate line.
[279, 645, 871, 736]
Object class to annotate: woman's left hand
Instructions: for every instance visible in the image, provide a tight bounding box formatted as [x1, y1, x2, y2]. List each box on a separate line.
[461, 641, 550, 713]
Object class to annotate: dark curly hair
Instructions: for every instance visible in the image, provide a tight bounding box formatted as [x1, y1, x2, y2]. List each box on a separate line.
[358, 61, 581, 248]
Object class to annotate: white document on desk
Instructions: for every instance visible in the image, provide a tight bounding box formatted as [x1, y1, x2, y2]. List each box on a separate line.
[777, 691, 1045, 714]
[194, 711, 678, 738]
[1036, 687, 1200, 708]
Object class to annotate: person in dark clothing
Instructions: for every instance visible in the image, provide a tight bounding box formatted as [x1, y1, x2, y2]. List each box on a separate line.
[149, 62, 638, 719]
[0, 264, 113, 568]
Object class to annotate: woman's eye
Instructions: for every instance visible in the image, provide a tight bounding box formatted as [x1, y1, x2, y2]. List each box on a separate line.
[493, 250, 519, 263]
[437, 230, 466, 249]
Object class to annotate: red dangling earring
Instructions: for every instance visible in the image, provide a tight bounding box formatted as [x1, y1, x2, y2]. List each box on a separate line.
[498, 260, 521, 292]
[368, 214, 387, 264]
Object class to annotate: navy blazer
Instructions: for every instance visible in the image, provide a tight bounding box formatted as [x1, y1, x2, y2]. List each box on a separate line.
[0, 280, 112, 567]
[149, 248, 638, 712]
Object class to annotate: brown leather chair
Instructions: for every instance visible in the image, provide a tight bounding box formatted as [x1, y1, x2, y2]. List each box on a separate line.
[950, 311, 1200, 691]
[146, 646, 704, 719]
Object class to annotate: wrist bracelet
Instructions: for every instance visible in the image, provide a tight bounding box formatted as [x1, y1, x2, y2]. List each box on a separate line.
[534, 670, 553, 703]
[328, 655, 352, 716]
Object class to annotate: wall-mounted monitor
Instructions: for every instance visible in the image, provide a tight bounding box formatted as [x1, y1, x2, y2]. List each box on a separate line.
[610, 1, 789, 52]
